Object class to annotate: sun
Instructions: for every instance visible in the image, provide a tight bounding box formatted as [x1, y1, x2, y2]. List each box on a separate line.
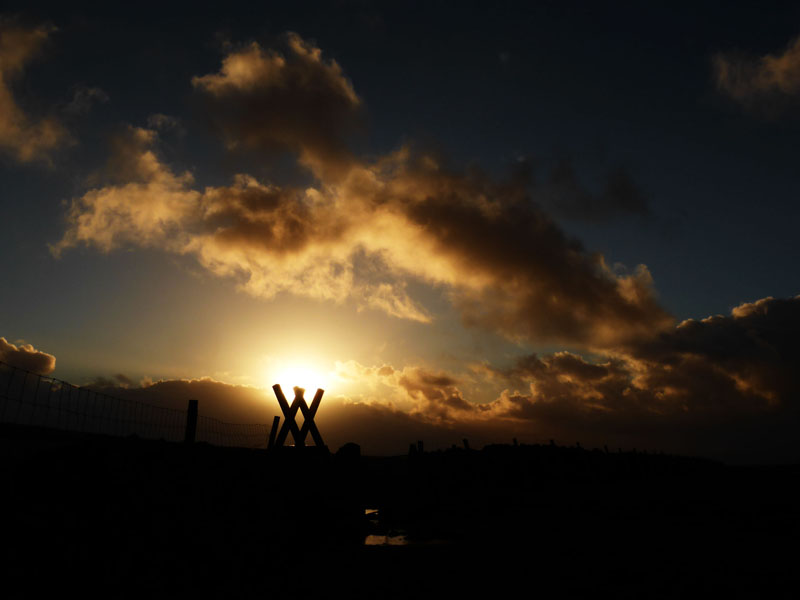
[269, 361, 330, 394]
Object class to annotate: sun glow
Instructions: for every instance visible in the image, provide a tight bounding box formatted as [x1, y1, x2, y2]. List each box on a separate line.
[268, 360, 331, 394]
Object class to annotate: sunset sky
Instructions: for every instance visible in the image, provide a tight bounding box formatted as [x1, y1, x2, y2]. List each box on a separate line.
[2, 2, 800, 461]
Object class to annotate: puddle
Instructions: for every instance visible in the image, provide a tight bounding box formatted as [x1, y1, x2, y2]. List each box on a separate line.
[363, 508, 410, 546]
[364, 534, 409, 546]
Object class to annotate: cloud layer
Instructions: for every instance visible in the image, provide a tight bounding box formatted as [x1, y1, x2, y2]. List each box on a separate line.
[4, 294, 793, 462]
[337, 295, 800, 461]
[55, 32, 672, 348]
[45, 33, 800, 462]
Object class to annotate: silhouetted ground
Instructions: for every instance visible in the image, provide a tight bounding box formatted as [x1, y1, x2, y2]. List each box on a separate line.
[2, 424, 799, 598]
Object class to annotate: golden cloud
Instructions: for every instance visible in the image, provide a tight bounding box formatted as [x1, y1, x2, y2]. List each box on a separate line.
[56, 33, 671, 347]
[54, 114, 671, 347]
[0, 20, 67, 163]
[192, 33, 361, 180]
[0, 337, 56, 374]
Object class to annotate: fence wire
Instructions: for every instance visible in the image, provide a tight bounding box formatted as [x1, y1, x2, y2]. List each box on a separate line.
[0, 361, 270, 448]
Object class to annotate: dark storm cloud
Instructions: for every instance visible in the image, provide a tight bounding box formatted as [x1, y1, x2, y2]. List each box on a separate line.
[630, 296, 800, 407]
[192, 32, 362, 180]
[480, 295, 800, 461]
[0, 19, 68, 162]
[0, 337, 56, 374]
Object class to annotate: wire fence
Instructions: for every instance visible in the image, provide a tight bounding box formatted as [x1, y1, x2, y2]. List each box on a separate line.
[0, 361, 271, 448]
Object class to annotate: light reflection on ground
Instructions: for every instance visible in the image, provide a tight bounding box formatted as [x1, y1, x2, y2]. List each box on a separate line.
[363, 508, 410, 546]
[364, 534, 409, 546]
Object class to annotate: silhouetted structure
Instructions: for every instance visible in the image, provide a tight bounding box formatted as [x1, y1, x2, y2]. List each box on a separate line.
[184, 399, 198, 443]
[267, 415, 280, 449]
[271, 384, 326, 448]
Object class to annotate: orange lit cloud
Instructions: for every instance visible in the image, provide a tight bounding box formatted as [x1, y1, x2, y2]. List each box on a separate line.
[73, 294, 800, 461]
[714, 34, 800, 112]
[0, 20, 67, 163]
[192, 33, 361, 180]
[54, 120, 670, 345]
[0, 337, 56, 374]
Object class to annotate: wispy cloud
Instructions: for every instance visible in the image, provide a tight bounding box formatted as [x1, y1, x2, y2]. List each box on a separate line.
[714, 34, 800, 112]
[0, 20, 68, 163]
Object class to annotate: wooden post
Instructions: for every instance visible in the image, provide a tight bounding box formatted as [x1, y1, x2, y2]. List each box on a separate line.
[184, 399, 198, 443]
[273, 385, 302, 447]
[298, 388, 325, 447]
[462, 438, 470, 451]
[417, 440, 424, 454]
[267, 415, 280, 449]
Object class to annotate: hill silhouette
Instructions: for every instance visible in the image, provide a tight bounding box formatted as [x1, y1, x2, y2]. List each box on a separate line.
[2, 423, 799, 597]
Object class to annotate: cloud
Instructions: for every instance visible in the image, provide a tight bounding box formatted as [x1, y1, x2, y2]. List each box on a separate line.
[55, 117, 671, 345]
[0, 337, 56, 374]
[77, 294, 800, 461]
[0, 20, 68, 162]
[64, 86, 109, 115]
[192, 33, 362, 180]
[80, 373, 518, 454]
[540, 160, 650, 222]
[394, 366, 474, 421]
[476, 295, 800, 462]
[51, 126, 200, 256]
[714, 35, 800, 112]
[146, 113, 183, 135]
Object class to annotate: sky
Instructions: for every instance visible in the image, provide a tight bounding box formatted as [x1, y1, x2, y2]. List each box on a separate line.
[2, 1, 800, 462]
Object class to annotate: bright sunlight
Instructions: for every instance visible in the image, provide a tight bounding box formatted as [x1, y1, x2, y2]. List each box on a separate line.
[267, 359, 331, 393]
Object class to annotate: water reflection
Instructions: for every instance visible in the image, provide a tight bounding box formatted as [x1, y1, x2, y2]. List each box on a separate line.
[363, 508, 410, 546]
[364, 534, 409, 546]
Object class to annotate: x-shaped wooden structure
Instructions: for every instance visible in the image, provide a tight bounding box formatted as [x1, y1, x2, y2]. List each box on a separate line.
[271, 384, 325, 448]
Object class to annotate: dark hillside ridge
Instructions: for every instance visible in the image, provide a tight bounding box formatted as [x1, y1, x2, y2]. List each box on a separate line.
[2, 424, 799, 597]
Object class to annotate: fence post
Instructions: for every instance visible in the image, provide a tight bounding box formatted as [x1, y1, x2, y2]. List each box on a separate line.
[267, 415, 280, 449]
[185, 399, 198, 443]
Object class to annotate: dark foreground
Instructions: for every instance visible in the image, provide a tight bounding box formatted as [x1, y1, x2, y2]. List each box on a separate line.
[2, 425, 799, 598]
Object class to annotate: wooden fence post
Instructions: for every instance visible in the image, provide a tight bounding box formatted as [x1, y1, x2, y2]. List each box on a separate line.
[267, 415, 280, 449]
[185, 399, 198, 443]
